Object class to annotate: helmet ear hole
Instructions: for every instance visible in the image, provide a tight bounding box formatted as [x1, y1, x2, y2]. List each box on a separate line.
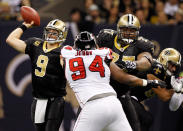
[161, 57, 164, 63]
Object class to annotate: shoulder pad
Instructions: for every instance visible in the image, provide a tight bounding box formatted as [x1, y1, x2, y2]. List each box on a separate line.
[99, 29, 117, 36]
[96, 29, 117, 48]
[63, 46, 73, 50]
[152, 60, 165, 75]
[135, 37, 154, 55]
[25, 37, 43, 46]
[61, 46, 75, 57]
[152, 59, 163, 67]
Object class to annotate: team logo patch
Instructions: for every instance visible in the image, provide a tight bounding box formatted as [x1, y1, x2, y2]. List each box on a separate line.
[164, 50, 171, 55]
[34, 41, 41, 46]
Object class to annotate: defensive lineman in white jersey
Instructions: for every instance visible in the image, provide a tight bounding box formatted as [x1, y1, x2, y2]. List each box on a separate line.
[62, 46, 115, 108]
[60, 31, 166, 131]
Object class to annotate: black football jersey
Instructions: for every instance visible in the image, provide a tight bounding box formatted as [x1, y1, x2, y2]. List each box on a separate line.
[25, 37, 66, 98]
[130, 60, 171, 101]
[97, 29, 154, 96]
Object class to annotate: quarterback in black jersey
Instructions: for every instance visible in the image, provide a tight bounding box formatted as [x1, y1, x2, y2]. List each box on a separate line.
[6, 19, 67, 131]
[97, 14, 155, 131]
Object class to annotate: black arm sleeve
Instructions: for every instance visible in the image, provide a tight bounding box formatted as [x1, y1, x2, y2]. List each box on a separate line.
[104, 57, 112, 67]
[150, 60, 165, 80]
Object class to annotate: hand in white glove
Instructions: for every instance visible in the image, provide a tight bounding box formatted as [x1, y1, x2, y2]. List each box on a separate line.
[171, 76, 183, 93]
[169, 92, 183, 111]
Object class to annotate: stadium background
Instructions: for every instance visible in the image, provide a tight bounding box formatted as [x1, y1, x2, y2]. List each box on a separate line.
[1, 0, 183, 131]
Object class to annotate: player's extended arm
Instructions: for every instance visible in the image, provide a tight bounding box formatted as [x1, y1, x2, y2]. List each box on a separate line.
[136, 52, 152, 71]
[110, 62, 166, 88]
[147, 74, 174, 101]
[152, 87, 174, 102]
[6, 22, 34, 53]
[119, 52, 152, 72]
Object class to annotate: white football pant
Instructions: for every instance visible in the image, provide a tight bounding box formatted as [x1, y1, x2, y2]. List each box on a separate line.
[73, 95, 132, 131]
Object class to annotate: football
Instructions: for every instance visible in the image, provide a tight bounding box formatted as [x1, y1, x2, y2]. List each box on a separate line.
[20, 6, 40, 26]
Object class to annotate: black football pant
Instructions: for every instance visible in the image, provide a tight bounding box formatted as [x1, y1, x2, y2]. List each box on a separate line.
[130, 97, 153, 131]
[31, 97, 65, 131]
[119, 92, 153, 131]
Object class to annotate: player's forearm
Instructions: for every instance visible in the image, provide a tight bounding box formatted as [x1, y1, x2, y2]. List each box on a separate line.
[136, 60, 151, 71]
[123, 74, 144, 87]
[135, 55, 152, 71]
[110, 62, 144, 87]
[136, 52, 152, 71]
[152, 88, 174, 102]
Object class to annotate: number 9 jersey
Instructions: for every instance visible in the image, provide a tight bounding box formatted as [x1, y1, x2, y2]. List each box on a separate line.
[61, 46, 116, 108]
[25, 37, 66, 98]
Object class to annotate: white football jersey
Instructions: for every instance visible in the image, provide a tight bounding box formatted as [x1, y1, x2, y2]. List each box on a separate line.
[61, 46, 116, 107]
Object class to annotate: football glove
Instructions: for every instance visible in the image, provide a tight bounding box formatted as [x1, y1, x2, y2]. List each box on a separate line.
[146, 80, 167, 88]
[169, 92, 183, 111]
[171, 76, 183, 93]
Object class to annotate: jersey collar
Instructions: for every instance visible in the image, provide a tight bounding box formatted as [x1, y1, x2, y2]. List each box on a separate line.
[43, 41, 61, 53]
[114, 36, 129, 52]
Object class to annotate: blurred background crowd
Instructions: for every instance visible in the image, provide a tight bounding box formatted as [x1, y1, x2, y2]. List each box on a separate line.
[1, 0, 183, 26]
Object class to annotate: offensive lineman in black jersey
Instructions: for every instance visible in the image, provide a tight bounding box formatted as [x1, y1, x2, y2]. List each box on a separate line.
[97, 14, 154, 131]
[129, 48, 182, 131]
[6, 19, 67, 131]
[131, 48, 182, 102]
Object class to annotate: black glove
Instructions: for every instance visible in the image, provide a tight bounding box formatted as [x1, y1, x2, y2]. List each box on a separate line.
[119, 61, 137, 72]
[147, 80, 167, 88]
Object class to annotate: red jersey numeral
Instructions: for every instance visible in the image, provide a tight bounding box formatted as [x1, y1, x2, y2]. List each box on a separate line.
[89, 55, 105, 77]
[69, 57, 86, 81]
[69, 56, 105, 81]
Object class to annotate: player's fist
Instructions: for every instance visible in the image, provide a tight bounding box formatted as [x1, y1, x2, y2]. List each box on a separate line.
[147, 80, 167, 88]
[23, 21, 34, 28]
[119, 61, 137, 72]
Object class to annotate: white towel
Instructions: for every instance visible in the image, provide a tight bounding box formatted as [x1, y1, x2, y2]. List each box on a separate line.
[35, 99, 48, 123]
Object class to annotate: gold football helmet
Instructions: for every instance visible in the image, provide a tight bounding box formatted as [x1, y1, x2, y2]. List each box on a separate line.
[157, 48, 181, 75]
[44, 19, 68, 44]
[117, 14, 140, 45]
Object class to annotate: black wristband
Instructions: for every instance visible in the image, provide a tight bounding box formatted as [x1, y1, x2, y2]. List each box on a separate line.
[18, 24, 27, 32]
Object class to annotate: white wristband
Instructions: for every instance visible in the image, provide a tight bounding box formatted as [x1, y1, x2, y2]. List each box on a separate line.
[142, 79, 147, 87]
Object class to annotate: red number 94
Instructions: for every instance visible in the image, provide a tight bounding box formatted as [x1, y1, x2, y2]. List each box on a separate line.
[69, 56, 105, 81]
